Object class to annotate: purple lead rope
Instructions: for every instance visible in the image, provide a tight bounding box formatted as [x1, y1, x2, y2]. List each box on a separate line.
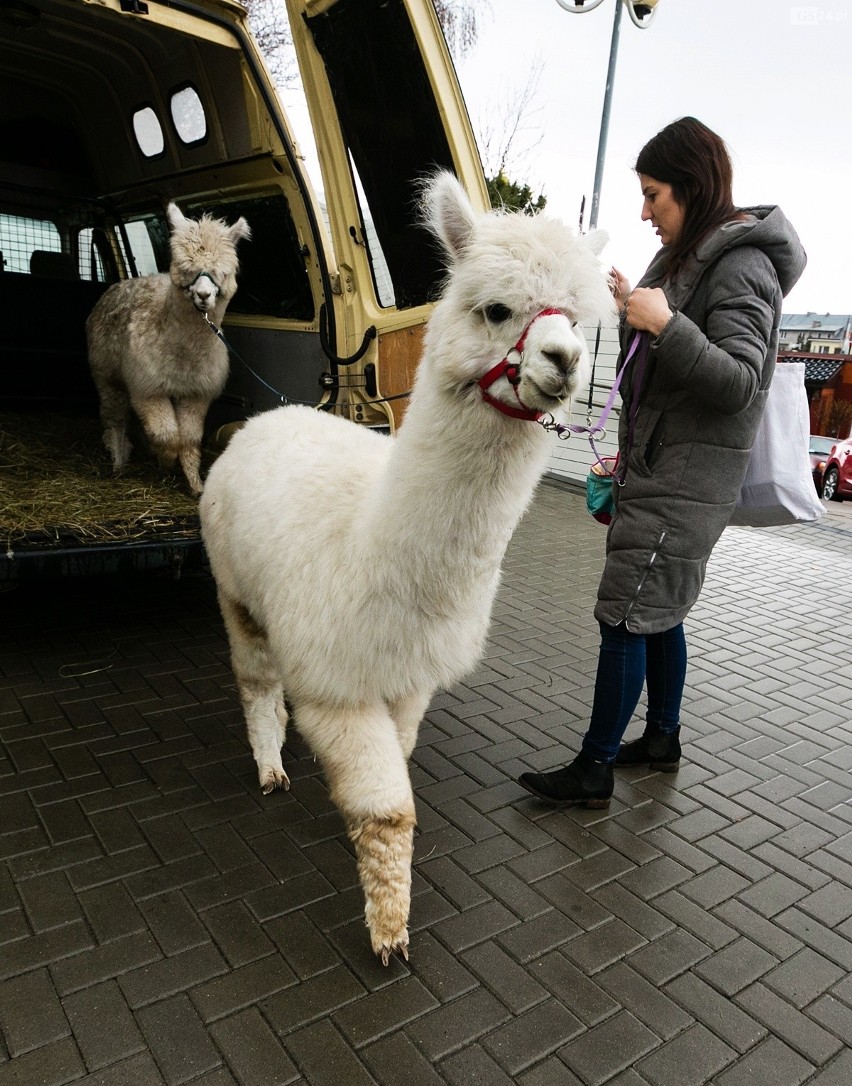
[547, 331, 647, 478]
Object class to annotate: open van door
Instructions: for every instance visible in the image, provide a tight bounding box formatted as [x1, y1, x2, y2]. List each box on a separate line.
[0, 0, 487, 577]
[285, 0, 488, 430]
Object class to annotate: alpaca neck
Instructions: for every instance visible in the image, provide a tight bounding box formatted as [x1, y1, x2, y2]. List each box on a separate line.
[366, 369, 550, 584]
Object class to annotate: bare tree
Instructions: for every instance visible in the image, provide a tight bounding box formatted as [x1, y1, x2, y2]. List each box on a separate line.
[244, 0, 486, 82]
[433, 0, 489, 60]
[243, 0, 295, 90]
[431, 3, 546, 211]
[475, 59, 544, 182]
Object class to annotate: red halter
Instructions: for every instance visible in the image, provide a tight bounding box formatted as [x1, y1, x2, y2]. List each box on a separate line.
[477, 308, 565, 421]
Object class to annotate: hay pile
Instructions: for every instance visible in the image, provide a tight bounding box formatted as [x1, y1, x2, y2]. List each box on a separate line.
[0, 411, 203, 551]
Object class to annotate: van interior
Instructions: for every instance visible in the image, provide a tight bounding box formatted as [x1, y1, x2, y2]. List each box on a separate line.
[0, 0, 471, 574]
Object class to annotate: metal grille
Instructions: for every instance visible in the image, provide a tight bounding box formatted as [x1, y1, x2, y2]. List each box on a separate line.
[0, 213, 61, 274]
[77, 227, 107, 282]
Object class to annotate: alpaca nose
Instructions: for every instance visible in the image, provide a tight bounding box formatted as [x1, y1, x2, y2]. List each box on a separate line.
[542, 346, 579, 376]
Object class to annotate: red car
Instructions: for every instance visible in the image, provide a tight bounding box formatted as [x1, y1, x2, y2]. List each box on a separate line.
[819, 437, 852, 502]
[809, 435, 836, 495]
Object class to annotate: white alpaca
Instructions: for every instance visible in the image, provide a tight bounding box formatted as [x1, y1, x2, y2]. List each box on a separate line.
[200, 173, 614, 962]
[86, 204, 250, 496]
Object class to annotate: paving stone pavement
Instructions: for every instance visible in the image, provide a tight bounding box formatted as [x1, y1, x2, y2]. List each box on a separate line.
[2, 479, 852, 1086]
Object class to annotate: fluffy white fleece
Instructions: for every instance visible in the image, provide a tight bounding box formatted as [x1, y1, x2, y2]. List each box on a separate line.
[199, 171, 614, 962]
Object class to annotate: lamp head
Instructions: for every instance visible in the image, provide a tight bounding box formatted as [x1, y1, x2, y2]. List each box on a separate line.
[627, 0, 661, 27]
[554, 0, 661, 25]
[553, 0, 607, 13]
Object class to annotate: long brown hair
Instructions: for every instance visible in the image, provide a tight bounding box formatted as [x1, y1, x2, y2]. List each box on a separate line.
[635, 117, 740, 280]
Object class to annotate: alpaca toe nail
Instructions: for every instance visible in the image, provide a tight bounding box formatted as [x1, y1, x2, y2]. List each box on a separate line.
[260, 769, 289, 794]
[376, 933, 409, 965]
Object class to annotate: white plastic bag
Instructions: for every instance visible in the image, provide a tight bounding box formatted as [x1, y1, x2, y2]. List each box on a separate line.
[729, 361, 825, 528]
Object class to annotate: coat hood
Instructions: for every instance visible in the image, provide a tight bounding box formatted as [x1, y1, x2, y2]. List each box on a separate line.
[640, 205, 807, 307]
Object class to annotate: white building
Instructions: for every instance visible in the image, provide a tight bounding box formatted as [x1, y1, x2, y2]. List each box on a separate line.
[779, 313, 852, 355]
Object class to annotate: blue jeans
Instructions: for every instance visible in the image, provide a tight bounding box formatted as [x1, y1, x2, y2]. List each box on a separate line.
[582, 621, 687, 763]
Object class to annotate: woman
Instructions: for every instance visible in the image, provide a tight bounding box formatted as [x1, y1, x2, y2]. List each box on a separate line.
[518, 116, 806, 808]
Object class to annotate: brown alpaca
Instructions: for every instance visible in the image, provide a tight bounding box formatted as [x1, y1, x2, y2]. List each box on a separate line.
[86, 203, 250, 495]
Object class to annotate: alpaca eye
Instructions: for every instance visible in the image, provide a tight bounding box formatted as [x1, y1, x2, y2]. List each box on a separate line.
[484, 303, 512, 324]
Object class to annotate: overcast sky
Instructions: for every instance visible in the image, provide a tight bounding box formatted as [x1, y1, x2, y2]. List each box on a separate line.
[456, 0, 851, 315]
[281, 0, 849, 317]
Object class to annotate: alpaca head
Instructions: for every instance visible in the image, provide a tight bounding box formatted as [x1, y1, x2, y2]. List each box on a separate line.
[420, 173, 616, 419]
[166, 203, 251, 314]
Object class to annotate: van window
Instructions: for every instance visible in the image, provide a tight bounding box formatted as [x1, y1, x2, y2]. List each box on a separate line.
[350, 163, 395, 308]
[132, 106, 165, 158]
[170, 86, 207, 145]
[120, 220, 161, 277]
[306, 0, 457, 309]
[0, 213, 62, 275]
[190, 195, 314, 320]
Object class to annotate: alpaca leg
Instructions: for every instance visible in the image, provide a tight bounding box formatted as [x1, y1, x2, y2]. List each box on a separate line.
[297, 701, 416, 963]
[218, 591, 289, 793]
[132, 396, 181, 471]
[95, 380, 133, 471]
[388, 690, 432, 760]
[174, 397, 208, 497]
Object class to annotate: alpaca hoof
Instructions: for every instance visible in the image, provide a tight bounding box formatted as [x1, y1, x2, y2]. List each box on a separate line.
[259, 766, 290, 794]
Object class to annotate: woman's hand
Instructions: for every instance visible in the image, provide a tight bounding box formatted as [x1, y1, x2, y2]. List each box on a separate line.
[608, 266, 631, 312]
[624, 287, 673, 337]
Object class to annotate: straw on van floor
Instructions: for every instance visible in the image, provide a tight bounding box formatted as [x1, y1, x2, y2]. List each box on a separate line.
[0, 412, 202, 550]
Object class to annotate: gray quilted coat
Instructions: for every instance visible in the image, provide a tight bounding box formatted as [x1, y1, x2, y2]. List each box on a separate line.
[595, 207, 806, 634]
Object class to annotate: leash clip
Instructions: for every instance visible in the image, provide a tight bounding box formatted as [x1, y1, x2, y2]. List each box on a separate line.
[202, 311, 224, 340]
[537, 413, 572, 441]
[538, 412, 558, 433]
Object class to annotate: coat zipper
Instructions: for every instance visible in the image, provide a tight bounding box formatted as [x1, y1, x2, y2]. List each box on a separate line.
[623, 530, 667, 630]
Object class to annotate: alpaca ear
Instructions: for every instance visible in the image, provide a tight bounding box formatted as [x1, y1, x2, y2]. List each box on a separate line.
[584, 228, 609, 256]
[166, 203, 186, 231]
[229, 217, 251, 244]
[425, 172, 477, 260]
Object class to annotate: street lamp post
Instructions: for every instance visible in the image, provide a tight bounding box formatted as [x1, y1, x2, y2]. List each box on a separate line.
[555, 0, 661, 230]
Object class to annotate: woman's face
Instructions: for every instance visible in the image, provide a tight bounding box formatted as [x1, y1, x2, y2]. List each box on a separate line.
[638, 174, 685, 246]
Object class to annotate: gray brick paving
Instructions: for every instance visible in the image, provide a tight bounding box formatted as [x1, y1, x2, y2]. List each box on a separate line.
[1, 480, 852, 1085]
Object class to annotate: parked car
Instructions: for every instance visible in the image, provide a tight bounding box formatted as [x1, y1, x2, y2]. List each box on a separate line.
[809, 435, 837, 494]
[820, 438, 852, 502]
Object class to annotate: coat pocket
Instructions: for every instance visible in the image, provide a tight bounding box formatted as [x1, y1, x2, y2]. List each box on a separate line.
[631, 409, 665, 475]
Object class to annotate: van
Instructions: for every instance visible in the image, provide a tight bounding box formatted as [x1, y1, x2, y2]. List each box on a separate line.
[0, 0, 488, 579]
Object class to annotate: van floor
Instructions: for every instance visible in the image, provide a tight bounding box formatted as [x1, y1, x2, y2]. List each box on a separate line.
[0, 409, 203, 553]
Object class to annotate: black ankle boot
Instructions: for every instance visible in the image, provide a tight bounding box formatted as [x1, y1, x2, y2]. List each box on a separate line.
[518, 750, 613, 809]
[615, 728, 681, 771]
